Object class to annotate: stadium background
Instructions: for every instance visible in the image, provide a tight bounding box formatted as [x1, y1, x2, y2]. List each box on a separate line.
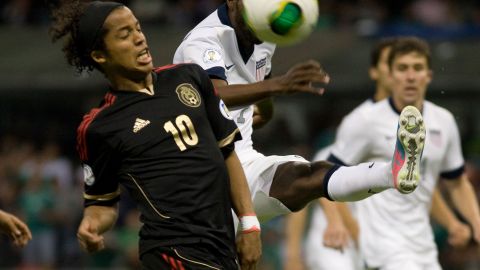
[0, 0, 479, 269]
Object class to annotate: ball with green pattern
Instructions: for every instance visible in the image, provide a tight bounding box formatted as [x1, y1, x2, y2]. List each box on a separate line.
[242, 0, 319, 46]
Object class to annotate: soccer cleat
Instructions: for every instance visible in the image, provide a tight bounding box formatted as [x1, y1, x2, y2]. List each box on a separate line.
[392, 105, 426, 194]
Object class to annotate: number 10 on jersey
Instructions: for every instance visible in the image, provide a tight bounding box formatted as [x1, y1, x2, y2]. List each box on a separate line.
[163, 115, 199, 151]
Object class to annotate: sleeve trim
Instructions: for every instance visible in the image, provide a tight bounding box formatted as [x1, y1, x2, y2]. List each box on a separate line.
[206, 66, 226, 81]
[218, 129, 240, 148]
[84, 188, 121, 201]
[327, 154, 349, 166]
[440, 165, 465, 180]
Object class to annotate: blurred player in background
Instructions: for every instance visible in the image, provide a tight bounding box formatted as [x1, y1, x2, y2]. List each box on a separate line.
[50, 1, 261, 269]
[320, 36, 480, 270]
[285, 37, 472, 270]
[0, 209, 31, 247]
[173, 0, 426, 226]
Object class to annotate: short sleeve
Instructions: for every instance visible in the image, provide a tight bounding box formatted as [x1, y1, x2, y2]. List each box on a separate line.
[80, 130, 121, 207]
[440, 114, 465, 179]
[173, 32, 227, 81]
[330, 110, 371, 165]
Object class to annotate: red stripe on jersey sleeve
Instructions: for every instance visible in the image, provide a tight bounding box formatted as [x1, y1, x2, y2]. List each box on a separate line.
[76, 92, 116, 161]
[154, 64, 179, 73]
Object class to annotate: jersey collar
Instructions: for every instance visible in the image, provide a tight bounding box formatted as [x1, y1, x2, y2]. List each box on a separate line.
[217, 3, 254, 64]
[388, 97, 424, 115]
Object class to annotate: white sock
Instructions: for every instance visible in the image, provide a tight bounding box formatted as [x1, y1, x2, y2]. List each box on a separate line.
[326, 162, 393, 201]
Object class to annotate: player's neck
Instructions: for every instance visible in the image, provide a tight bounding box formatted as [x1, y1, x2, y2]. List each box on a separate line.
[108, 72, 154, 95]
[374, 87, 390, 102]
[391, 96, 424, 112]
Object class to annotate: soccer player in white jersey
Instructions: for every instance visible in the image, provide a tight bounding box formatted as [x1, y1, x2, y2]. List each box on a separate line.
[285, 37, 472, 270]
[284, 38, 398, 270]
[173, 1, 425, 223]
[326, 36, 480, 270]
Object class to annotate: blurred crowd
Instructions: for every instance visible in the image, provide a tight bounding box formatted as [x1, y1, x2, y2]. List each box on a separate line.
[0, 0, 224, 27]
[1, 0, 480, 37]
[0, 135, 142, 269]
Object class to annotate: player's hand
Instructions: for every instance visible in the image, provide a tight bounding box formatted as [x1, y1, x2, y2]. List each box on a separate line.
[236, 231, 262, 270]
[323, 217, 350, 252]
[470, 220, 480, 245]
[272, 60, 330, 95]
[283, 253, 305, 270]
[77, 217, 105, 253]
[0, 210, 32, 247]
[448, 221, 471, 248]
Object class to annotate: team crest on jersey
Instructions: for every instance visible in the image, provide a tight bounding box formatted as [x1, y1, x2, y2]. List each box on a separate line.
[83, 164, 95, 186]
[219, 99, 233, 120]
[203, 48, 222, 64]
[176, 83, 201, 107]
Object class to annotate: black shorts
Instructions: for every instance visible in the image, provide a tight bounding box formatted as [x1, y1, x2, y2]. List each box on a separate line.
[141, 244, 239, 270]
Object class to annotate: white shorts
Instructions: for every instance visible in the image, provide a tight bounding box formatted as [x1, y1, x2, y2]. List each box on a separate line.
[239, 150, 308, 222]
[376, 259, 442, 270]
[305, 205, 363, 270]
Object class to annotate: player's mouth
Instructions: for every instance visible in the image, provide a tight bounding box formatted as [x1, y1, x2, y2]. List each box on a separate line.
[137, 48, 152, 65]
[404, 86, 418, 93]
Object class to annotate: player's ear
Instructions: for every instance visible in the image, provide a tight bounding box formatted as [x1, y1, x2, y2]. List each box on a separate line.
[426, 69, 433, 84]
[369, 67, 378, 81]
[90, 50, 107, 64]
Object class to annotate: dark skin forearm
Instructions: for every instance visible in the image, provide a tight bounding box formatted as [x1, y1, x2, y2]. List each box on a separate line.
[212, 79, 276, 107]
[211, 60, 329, 107]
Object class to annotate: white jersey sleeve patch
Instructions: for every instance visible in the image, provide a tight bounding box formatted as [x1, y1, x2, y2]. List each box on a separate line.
[219, 99, 233, 120]
[203, 48, 222, 64]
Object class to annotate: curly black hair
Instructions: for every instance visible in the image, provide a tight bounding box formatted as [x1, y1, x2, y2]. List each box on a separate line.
[49, 0, 108, 73]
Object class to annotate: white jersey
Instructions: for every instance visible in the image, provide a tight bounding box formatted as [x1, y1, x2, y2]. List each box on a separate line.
[173, 4, 275, 163]
[174, 4, 306, 221]
[330, 98, 465, 267]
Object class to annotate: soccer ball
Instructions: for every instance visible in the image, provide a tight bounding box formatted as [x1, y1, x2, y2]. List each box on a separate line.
[242, 0, 319, 46]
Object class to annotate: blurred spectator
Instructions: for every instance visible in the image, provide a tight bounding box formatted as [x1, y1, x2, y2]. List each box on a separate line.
[18, 152, 58, 269]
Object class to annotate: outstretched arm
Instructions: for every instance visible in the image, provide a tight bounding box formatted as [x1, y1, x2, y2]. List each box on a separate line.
[225, 151, 261, 270]
[0, 210, 32, 247]
[211, 60, 329, 107]
[444, 174, 480, 244]
[77, 204, 118, 253]
[284, 208, 307, 270]
[430, 186, 471, 248]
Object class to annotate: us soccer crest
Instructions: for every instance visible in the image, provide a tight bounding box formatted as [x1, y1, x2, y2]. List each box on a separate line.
[176, 83, 201, 107]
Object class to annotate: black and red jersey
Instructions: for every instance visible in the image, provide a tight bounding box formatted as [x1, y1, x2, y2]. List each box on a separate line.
[77, 63, 241, 258]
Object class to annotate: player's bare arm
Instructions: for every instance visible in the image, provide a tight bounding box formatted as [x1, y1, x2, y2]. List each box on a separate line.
[225, 151, 261, 269]
[211, 60, 329, 107]
[0, 210, 32, 247]
[443, 174, 480, 244]
[284, 209, 308, 270]
[252, 99, 273, 129]
[430, 186, 471, 248]
[320, 199, 350, 251]
[77, 204, 118, 253]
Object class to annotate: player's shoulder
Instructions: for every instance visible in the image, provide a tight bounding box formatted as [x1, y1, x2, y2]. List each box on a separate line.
[424, 100, 454, 120]
[342, 99, 378, 123]
[180, 9, 229, 44]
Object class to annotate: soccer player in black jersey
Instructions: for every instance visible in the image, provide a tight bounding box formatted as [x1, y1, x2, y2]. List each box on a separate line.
[50, 1, 261, 269]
